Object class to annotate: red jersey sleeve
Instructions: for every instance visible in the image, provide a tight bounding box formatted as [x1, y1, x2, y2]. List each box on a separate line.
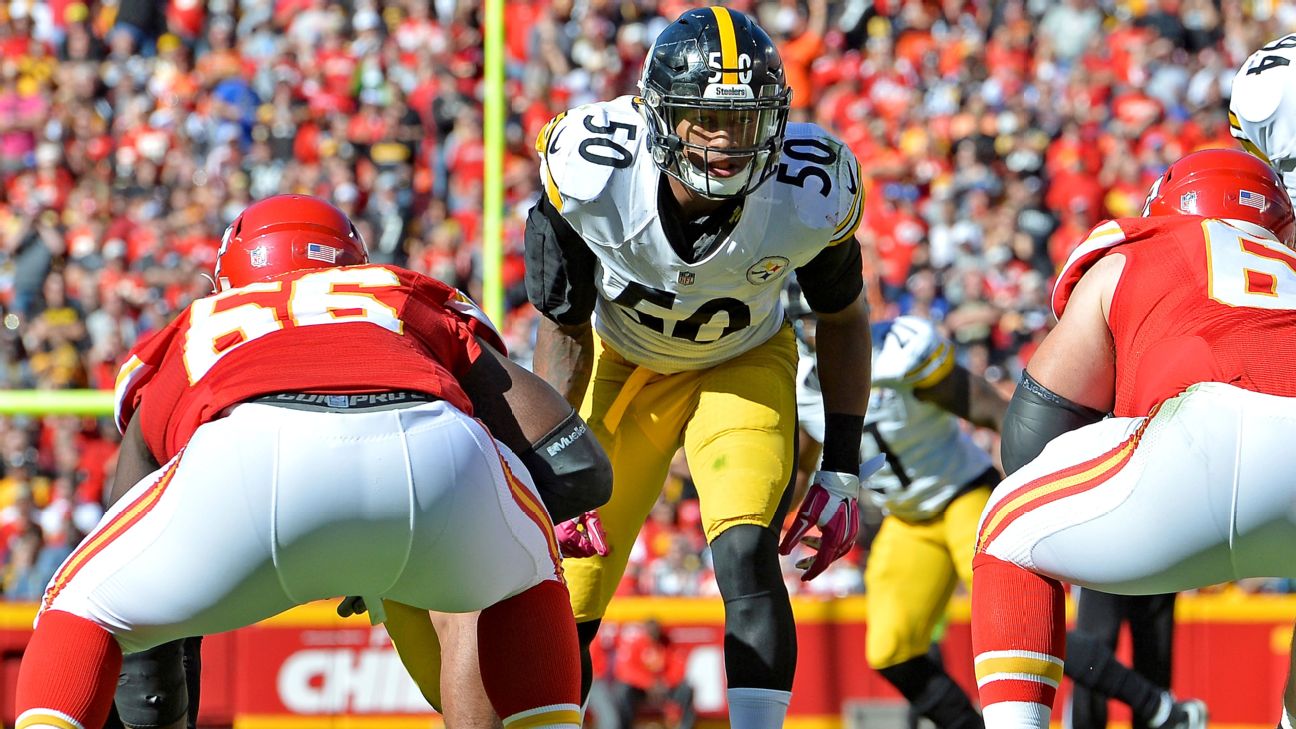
[1052, 217, 1184, 318]
[397, 272, 508, 377]
[113, 311, 190, 434]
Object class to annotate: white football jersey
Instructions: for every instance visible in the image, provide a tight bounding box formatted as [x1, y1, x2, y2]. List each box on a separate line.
[798, 316, 994, 522]
[538, 96, 864, 373]
[1231, 34, 1296, 195]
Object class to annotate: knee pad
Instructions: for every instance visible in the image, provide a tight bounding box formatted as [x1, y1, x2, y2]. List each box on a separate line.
[116, 640, 189, 728]
[710, 524, 783, 598]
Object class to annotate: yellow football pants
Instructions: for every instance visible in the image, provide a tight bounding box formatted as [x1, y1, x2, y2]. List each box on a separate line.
[565, 326, 799, 622]
[864, 485, 992, 668]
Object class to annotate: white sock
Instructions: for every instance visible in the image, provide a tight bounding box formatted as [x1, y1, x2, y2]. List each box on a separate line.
[727, 687, 792, 729]
[983, 700, 1052, 729]
[1148, 691, 1173, 727]
[1282, 705, 1294, 729]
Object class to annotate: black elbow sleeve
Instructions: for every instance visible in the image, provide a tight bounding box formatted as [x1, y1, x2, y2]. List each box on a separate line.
[1001, 371, 1107, 476]
[518, 409, 612, 522]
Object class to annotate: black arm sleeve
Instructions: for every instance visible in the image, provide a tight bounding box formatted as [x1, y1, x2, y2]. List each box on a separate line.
[524, 195, 598, 326]
[1001, 370, 1107, 476]
[794, 238, 865, 315]
[518, 409, 613, 522]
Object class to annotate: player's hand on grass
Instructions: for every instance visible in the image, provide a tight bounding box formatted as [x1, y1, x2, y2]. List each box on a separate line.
[555, 510, 609, 558]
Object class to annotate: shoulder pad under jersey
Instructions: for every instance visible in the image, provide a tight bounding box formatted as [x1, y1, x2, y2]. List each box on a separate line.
[870, 316, 954, 390]
[1051, 217, 1187, 318]
[399, 267, 508, 356]
[113, 312, 189, 433]
[776, 123, 864, 247]
[444, 286, 507, 356]
[536, 96, 646, 208]
[1231, 34, 1296, 164]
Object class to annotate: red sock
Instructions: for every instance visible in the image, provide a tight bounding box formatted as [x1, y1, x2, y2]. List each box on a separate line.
[478, 580, 581, 727]
[971, 553, 1067, 709]
[16, 610, 121, 729]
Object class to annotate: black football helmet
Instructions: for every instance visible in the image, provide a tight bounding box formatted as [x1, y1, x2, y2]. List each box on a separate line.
[638, 7, 791, 199]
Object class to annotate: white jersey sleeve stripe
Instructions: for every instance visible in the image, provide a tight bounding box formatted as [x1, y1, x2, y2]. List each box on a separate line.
[113, 355, 150, 434]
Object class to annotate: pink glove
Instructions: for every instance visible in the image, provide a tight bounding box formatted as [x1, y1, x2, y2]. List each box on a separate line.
[779, 455, 885, 581]
[555, 510, 610, 558]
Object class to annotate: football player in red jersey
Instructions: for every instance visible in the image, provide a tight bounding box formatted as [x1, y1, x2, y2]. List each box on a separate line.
[15, 195, 611, 729]
[970, 149, 1296, 728]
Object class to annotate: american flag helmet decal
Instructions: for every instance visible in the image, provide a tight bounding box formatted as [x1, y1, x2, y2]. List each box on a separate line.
[305, 242, 340, 263]
[1239, 189, 1268, 211]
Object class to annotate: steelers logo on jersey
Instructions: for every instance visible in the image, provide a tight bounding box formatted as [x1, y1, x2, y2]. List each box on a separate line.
[746, 256, 790, 285]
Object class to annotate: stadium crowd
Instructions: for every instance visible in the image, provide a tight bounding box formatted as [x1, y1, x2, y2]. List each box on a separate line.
[1, 0, 1295, 610]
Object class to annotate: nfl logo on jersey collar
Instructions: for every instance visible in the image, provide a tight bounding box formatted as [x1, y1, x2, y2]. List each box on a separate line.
[678, 271, 696, 286]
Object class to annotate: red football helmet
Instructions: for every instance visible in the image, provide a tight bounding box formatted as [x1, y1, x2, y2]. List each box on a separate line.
[1143, 148, 1296, 248]
[214, 195, 369, 291]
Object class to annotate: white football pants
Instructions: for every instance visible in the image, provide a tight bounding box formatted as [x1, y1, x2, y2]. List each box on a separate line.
[39, 400, 561, 653]
[979, 382, 1296, 593]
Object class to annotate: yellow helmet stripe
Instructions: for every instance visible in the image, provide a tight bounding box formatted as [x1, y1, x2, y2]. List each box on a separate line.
[711, 7, 739, 85]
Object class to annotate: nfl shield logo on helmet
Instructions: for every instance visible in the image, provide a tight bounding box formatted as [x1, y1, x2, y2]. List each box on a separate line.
[1179, 191, 1198, 214]
[249, 245, 269, 268]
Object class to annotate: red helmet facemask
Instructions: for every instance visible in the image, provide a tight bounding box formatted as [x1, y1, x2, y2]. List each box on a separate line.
[214, 195, 369, 291]
[1143, 148, 1296, 248]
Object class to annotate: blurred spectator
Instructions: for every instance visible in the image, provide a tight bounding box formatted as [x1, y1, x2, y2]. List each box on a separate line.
[609, 620, 696, 729]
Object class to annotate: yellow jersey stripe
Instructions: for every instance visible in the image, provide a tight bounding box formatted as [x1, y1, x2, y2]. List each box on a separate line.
[537, 112, 568, 210]
[828, 197, 864, 246]
[832, 160, 865, 236]
[113, 355, 148, 431]
[544, 169, 563, 210]
[44, 455, 181, 610]
[504, 706, 583, 729]
[711, 7, 739, 85]
[535, 112, 566, 154]
[910, 344, 956, 389]
[113, 354, 145, 393]
[499, 455, 563, 572]
[903, 341, 953, 385]
[977, 436, 1137, 552]
[1237, 135, 1272, 164]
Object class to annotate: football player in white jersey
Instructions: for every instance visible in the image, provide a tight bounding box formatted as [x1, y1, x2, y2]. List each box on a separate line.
[1231, 33, 1296, 196]
[798, 310, 1003, 727]
[525, 7, 873, 727]
[794, 308, 1206, 729]
[1228, 37, 1296, 729]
